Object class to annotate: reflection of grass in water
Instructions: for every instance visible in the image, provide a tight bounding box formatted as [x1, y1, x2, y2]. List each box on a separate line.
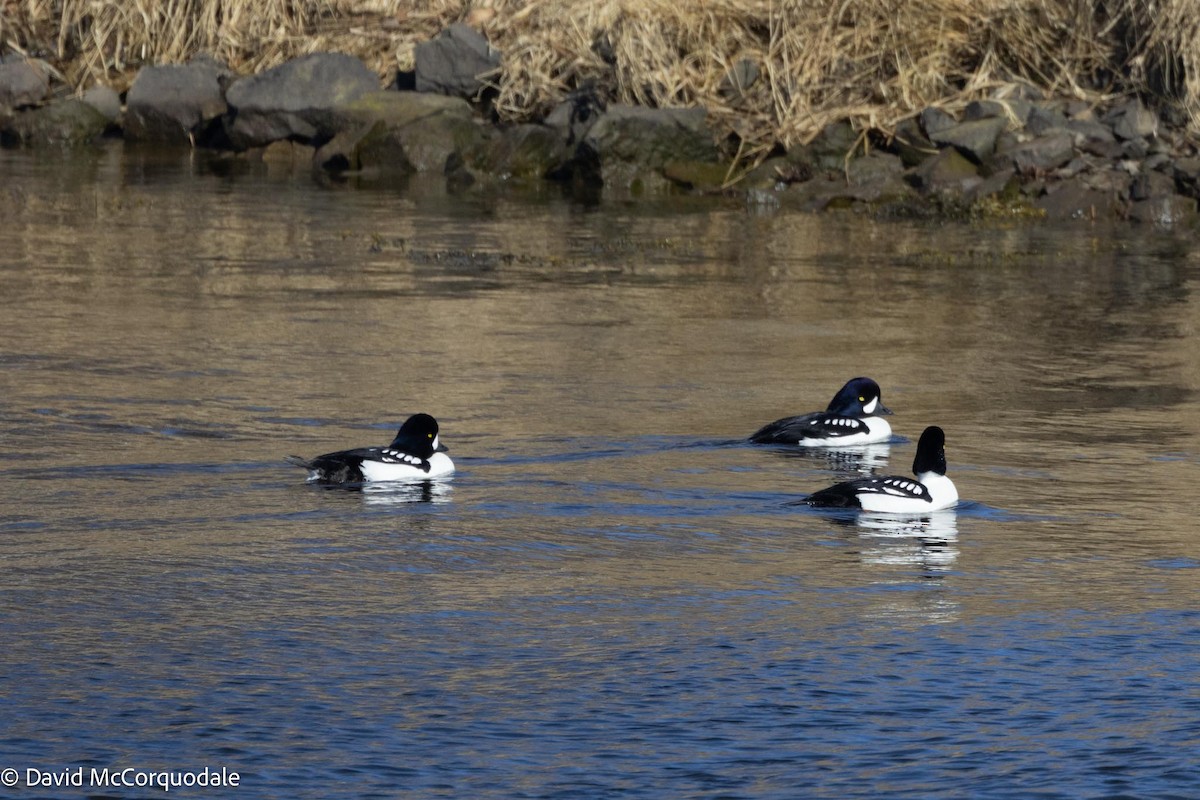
[4, 1, 1199, 156]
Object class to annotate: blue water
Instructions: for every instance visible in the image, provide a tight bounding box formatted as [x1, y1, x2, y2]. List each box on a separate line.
[2, 145, 1200, 798]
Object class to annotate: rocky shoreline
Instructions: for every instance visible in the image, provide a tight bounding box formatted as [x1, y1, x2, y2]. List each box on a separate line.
[2, 22, 1198, 224]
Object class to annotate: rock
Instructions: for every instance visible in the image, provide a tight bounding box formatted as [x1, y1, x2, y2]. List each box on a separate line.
[965, 168, 1018, 205]
[580, 104, 718, 193]
[806, 121, 860, 171]
[81, 85, 121, 122]
[414, 22, 501, 98]
[1106, 98, 1158, 141]
[224, 52, 378, 149]
[1082, 168, 1132, 197]
[475, 123, 571, 179]
[929, 116, 1008, 163]
[906, 147, 980, 195]
[919, 106, 956, 137]
[1172, 157, 1200, 198]
[544, 86, 605, 146]
[719, 59, 760, 103]
[1, 98, 108, 146]
[846, 151, 905, 185]
[1026, 104, 1068, 135]
[1121, 138, 1149, 160]
[662, 160, 732, 191]
[0, 57, 50, 109]
[965, 99, 1030, 124]
[321, 90, 484, 175]
[1035, 178, 1121, 220]
[125, 60, 229, 143]
[991, 132, 1074, 174]
[891, 117, 936, 167]
[1127, 194, 1196, 224]
[1130, 170, 1175, 201]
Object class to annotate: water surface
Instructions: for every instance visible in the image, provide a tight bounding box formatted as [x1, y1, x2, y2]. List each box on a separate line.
[2, 145, 1200, 798]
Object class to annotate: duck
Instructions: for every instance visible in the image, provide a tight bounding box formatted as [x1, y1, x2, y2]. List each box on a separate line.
[750, 377, 893, 446]
[803, 425, 958, 513]
[286, 413, 454, 484]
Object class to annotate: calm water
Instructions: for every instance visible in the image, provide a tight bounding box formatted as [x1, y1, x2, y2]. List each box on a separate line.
[2, 144, 1200, 799]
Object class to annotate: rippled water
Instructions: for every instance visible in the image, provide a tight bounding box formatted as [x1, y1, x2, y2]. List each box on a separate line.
[2, 144, 1200, 798]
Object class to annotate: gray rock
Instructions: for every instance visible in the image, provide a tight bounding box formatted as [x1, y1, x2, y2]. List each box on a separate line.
[919, 106, 956, 137]
[414, 23, 501, 98]
[891, 117, 936, 167]
[846, 152, 905, 185]
[965, 99, 1031, 124]
[321, 90, 484, 175]
[544, 88, 605, 146]
[1172, 157, 1200, 198]
[1035, 178, 1121, 220]
[992, 132, 1075, 173]
[1, 98, 108, 146]
[81, 85, 121, 122]
[964, 167, 1018, 205]
[803, 120, 860, 172]
[1106, 98, 1158, 141]
[906, 147, 980, 195]
[719, 59, 760, 103]
[929, 116, 1008, 163]
[225, 52, 378, 149]
[126, 61, 229, 143]
[475, 123, 571, 179]
[581, 104, 718, 193]
[1121, 138, 1149, 160]
[0, 58, 50, 108]
[1128, 194, 1196, 224]
[1130, 170, 1175, 201]
[1025, 104, 1067, 136]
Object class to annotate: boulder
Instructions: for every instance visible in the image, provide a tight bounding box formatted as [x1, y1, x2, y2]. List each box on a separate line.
[474, 123, 571, 179]
[1127, 194, 1196, 225]
[1106, 98, 1158, 141]
[919, 106, 956, 137]
[414, 23, 501, 98]
[315, 90, 484, 176]
[580, 104, 718, 193]
[1035, 178, 1121, 220]
[1025, 104, 1068, 136]
[125, 60, 229, 143]
[1172, 157, 1200, 199]
[224, 52, 378, 149]
[1, 98, 108, 146]
[891, 117, 937, 167]
[719, 59, 760, 104]
[81, 85, 121, 123]
[801, 120, 860, 172]
[1130, 169, 1176, 201]
[906, 147, 980, 195]
[990, 132, 1074, 174]
[544, 87, 605, 146]
[929, 116, 1008, 163]
[0, 57, 50, 109]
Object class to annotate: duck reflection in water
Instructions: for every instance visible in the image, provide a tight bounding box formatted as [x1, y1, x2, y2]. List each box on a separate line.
[359, 480, 453, 506]
[783, 442, 893, 475]
[854, 509, 959, 572]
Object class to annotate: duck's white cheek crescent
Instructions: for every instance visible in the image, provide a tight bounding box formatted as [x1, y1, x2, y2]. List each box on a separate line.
[862, 397, 878, 414]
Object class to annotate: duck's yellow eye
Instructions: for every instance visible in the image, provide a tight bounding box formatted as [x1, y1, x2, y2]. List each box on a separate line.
[428, 433, 433, 438]
[858, 396, 865, 402]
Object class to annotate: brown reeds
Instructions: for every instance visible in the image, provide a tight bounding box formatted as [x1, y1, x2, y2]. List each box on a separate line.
[2, 0, 1197, 156]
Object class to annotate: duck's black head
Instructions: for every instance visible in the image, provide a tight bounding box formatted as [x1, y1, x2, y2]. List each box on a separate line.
[826, 377, 892, 418]
[390, 413, 447, 457]
[912, 425, 947, 476]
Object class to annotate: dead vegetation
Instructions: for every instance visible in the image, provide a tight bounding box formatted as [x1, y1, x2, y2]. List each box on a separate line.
[2, 0, 1198, 157]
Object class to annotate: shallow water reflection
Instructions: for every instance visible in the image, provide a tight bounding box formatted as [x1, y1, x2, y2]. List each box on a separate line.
[2, 144, 1200, 798]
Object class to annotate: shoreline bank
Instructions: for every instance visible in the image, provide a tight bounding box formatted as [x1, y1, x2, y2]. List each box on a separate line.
[2, 4, 1199, 222]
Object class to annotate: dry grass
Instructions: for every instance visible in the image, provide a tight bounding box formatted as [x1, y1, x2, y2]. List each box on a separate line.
[2, 0, 1197, 157]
